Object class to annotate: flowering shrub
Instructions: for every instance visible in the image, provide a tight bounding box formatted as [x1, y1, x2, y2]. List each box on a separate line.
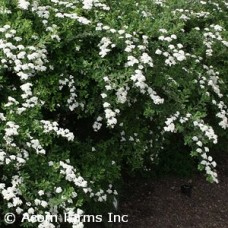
[0, 0, 227, 227]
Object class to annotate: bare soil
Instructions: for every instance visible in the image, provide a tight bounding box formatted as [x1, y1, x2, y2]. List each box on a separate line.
[116, 159, 228, 228]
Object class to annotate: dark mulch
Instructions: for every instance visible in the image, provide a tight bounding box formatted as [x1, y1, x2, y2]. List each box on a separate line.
[115, 159, 228, 228]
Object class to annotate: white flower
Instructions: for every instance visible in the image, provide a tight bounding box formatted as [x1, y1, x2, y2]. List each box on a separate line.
[48, 161, 54, 166]
[126, 56, 139, 66]
[140, 53, 153, 67]
[164, 37, 172, 42]
[164, 123, 175, 132]
[196, 141, 203, 147]
[13, 197, 22, 206]
[18, 0, 30, 10]
[56, 187, 62, 193]
[103, 102, 110, 108]
[34, 199, 41, 205]
[201, 153, 207, 159]
[0, 183, 6, 189]
[118, 30, 125, 35]
[38, 190, 44, 196]
[40, 201, 48, 208]
[82, 0, 94, 10]
[177, 43, 183, 49]
[159, 28, 167, 33]
[211, 161, 217, 167]
[2, 188, 15, 201]
[98, 37, 112, 57]
[213, 25, 223, 31]
[101, 93, 107, 98]
[28, 208, 35, 214]
[168, 45, 175, 50]
[173, 51, 186, 61]
[16, 207, 23, 214]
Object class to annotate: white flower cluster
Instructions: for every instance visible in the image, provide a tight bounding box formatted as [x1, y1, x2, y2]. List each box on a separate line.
[124, 36, 153, 68]
[126, 55, 139, 67]
[179, 113, 192, 124]
[30, 3, 50, 28]
[213, 100, 228, 130]
[140, 52, 154, 67]
[96, 23, 164, 106]
[17, 82, 42, 114]
[203, 24, 227, 56]
[26, 138, 46, 155]
[194, 11, 210, 18]
[192, 136, 218, 183]
[172, 8, 211, 22]
[59, 160, 117, 204]
[46, 24, 60, 43]
[18, 0, 30, 10]
[131, 69, 164, 104]
[164, 112, 192, 132]
[164, 112, 180, 132]
[82, 0, 95, 10]
[156, 30, 188, 65]
[30, 0, 93, 26]
[104, 105, 119, 128]
[20, 83, 33, 98]
[59, 75, 84, 111]
[0, 24, 48, 80]
[0, 147, 27, 166]
[95, 185, 118, 202]
[116, 87, 129, 104]
[82, 0, 110, 11]
[0, 113, 6, 121]
[40, 120, 75, 141]
[204, 65, 223, 98]
[124, 39, 135, 53]
[92, 116, 103, 132]
[0, 149, 7, 165]
[101, 77, 120, 128]
[18, 96, 40, 114]
[98, 37, 115, 58]
[60, 161, 88, 188]
[163, 110, 219, 182]
[3, 121, 20, 145]
[0, 175, 23, 211]
[193, 120, 218, 144]
[158, 29, 177, 42]
[154, 0, 166, 6]
[0, 144, 29, 166]
[4, 96, 19, 108]
[103, 75, 114, 91]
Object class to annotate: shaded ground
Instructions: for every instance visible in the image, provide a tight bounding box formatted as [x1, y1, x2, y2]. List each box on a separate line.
[115, 158, 228, 228]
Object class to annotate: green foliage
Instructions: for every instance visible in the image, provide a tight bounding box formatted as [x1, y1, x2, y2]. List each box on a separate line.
[0, 0, 227, 227]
